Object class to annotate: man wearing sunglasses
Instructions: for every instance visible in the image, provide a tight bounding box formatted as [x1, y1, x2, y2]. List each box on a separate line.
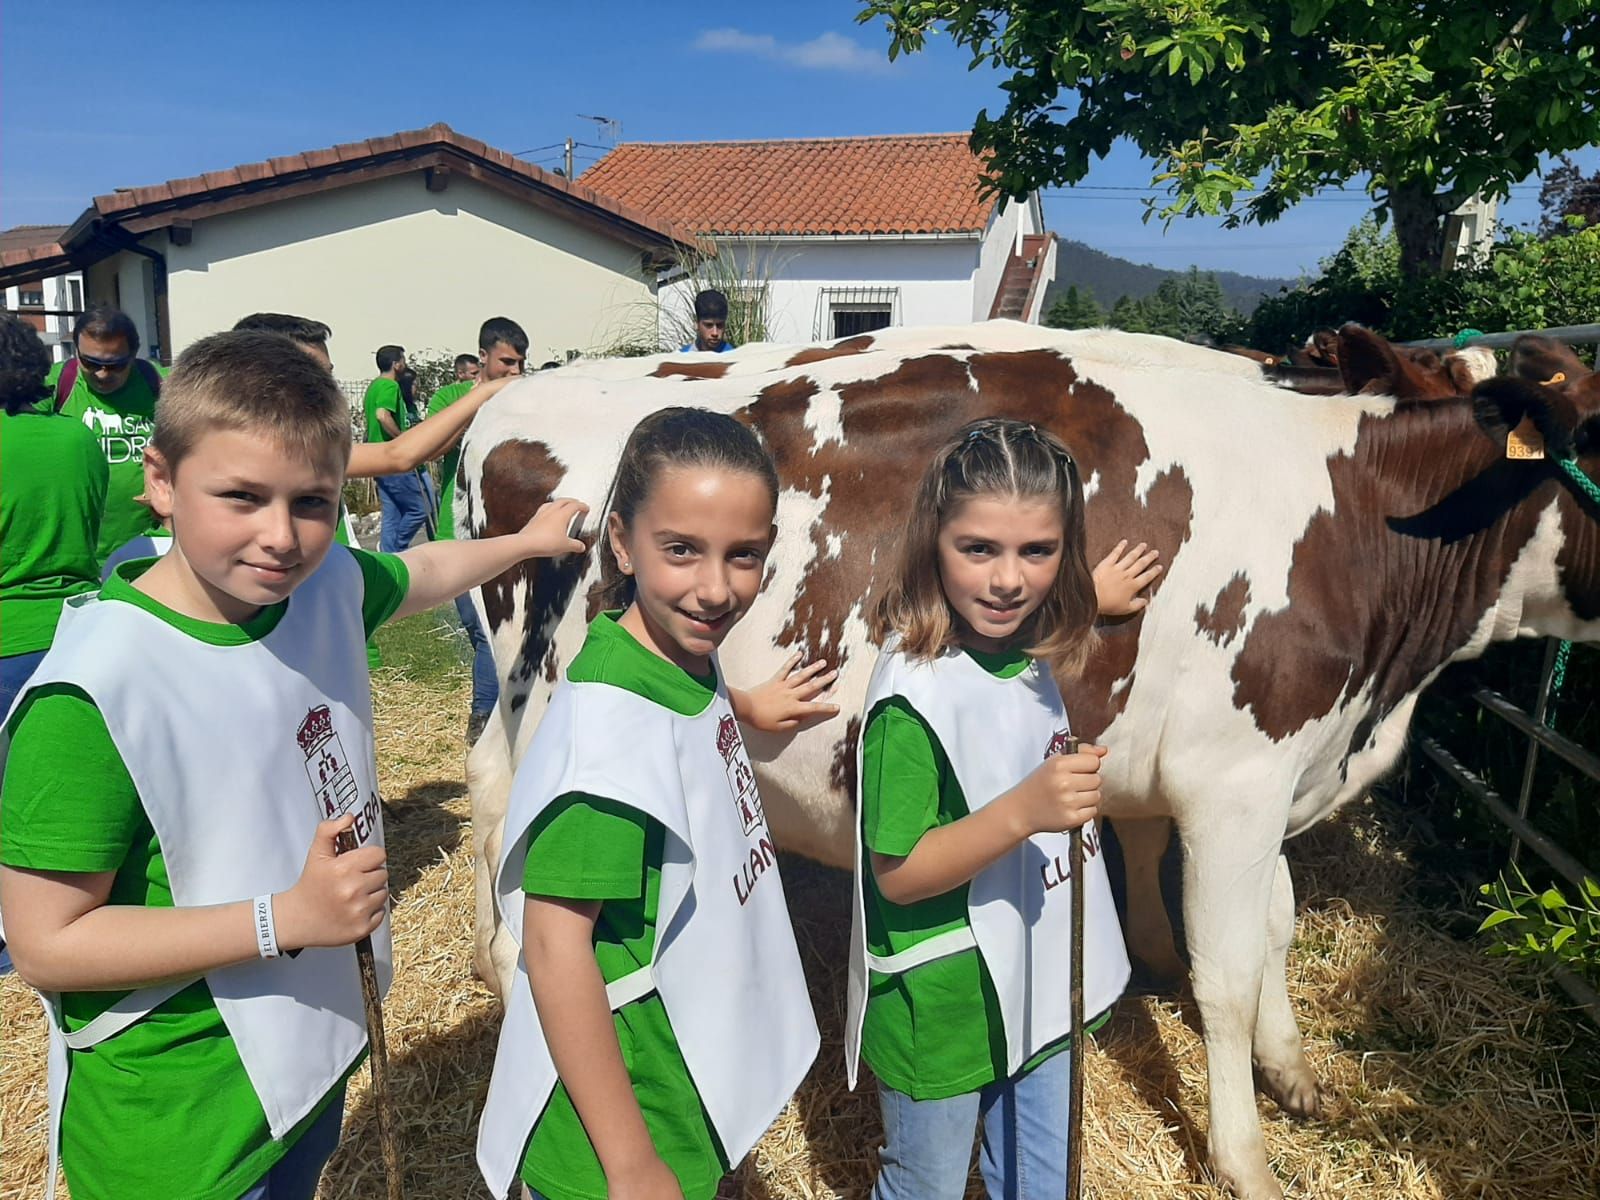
[45, 306, 167, 562]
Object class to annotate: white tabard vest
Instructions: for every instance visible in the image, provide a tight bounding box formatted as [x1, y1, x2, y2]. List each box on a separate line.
[845, 646, 1130, 1087]
[476, 666, 820, 1197]
[0, 547, 390, 1196]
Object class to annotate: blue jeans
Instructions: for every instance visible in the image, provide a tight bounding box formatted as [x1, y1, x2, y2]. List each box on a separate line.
[873, 1048, 1071, 1200]
[0, 649, 48, 715]
[378, 471, 433, 553]
[238, 1084, 345, 1199]
[454, 593, 499, 716]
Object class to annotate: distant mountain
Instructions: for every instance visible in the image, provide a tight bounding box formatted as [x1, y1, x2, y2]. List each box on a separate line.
[1044, 239, 1296, 316]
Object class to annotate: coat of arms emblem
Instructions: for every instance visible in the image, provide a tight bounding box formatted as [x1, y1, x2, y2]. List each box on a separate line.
[299, 704, 359, 820]
[716, 713, 763, 835]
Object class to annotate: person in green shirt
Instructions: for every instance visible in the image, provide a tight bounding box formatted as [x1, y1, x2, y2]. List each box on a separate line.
[43, 304, 166, 562]
[0, 329, 590, 1200]
[365, 344, 431, 554]
[0, 314, 108, 710]
[856, 419, 1155, 1200]
[427, 315, 529, 742]
[495, 409, 838, 1200]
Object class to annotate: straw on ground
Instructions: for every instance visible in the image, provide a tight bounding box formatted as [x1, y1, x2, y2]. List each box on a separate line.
[3, 655, 1597, 1199]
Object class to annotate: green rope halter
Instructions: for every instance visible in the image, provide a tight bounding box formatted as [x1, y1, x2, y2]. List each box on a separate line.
[1453, 328, 1487, 349]
[1545, 457, 1600, 706]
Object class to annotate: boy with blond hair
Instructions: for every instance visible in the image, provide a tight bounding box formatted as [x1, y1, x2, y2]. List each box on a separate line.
[0, 330, 585, 1200]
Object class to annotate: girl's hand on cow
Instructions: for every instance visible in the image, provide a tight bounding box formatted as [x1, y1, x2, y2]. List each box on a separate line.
[517, 497, 589, 559]
[1001, 744, 1107, 837]
[1093, 540, 1162, 616]
[733, 653, 840, 733]
[275, 814, 389, 951]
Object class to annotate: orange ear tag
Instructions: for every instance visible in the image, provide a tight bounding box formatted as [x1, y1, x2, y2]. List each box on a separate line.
[1540, 372, 1567, 386]
[1506, 415, 1546, 460]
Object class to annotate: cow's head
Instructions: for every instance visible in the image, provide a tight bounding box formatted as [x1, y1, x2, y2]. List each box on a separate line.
[1510, 334, 1593, 388]
[1338, 324, 1496, 399]
[1471, 371, 1600, 631]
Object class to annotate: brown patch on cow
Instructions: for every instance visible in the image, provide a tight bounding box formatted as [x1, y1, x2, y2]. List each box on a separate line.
[784, 336, 875, 367]
[476, 438, 596, 713]
[650, 361, 731, 380]
[1231, 399, 1560, 743]
[1195, 573, 1250, 646]
[753, 346, 1196, 741]
[478, 440, 567, 630]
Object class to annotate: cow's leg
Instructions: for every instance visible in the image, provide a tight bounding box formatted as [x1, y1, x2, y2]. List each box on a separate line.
[466, 706, 519, 1000]
[1253, 855, 1321, 1119]
[1113, 815, 1186, 989]
[1179, 801, 1289, 1200]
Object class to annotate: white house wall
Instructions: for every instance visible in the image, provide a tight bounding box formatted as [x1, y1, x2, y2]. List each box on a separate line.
[972, 198, 1029, 321]
[663, 238, 982, 347]
[118, 172, 656, 376]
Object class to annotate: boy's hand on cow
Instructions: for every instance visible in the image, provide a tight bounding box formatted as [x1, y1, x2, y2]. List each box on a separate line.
[1001, 745, 1107, 837]
[516, 497, 589, 559]
[737, 653, 841, 733]
[1093, 540, 1162, 616]
[275, 814, 389, 951]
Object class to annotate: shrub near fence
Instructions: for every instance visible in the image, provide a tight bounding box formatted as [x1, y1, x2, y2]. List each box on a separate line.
[1409, 638, 1600, 994]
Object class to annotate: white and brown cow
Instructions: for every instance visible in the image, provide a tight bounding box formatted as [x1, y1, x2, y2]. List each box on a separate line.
[456, 320, 1600, 1200]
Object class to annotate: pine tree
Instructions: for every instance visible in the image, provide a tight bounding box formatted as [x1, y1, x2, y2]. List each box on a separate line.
[1044, 285, 1105, 330]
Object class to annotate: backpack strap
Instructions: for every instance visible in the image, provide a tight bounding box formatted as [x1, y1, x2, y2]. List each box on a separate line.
[53, 359, 78, 411]
[53, 358, 161, 412]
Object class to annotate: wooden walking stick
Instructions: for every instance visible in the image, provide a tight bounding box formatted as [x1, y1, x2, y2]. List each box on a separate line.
[334, 825, 405, 1200]
[1063, 735, 1086, 1200]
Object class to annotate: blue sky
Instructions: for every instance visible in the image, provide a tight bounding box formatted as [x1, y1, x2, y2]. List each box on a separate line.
[3, 0, 1592, 279]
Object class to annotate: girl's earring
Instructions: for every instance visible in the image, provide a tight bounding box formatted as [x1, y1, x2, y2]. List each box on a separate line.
[620, 559, 632, 573]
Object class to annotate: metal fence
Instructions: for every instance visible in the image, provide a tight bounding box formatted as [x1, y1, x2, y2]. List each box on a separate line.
[1403, 321, 1600, 1025]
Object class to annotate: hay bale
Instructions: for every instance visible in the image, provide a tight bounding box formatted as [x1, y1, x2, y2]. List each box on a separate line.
[4, 667, 1596, 1200]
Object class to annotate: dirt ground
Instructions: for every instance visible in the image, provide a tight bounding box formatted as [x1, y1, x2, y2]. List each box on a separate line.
[4, 667, 1597, 1199]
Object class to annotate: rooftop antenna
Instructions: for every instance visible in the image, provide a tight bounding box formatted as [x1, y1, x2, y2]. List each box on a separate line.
[577, 113, 622, 144]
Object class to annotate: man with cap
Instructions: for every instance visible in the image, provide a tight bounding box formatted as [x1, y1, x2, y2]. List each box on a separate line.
[680, 288, 735, 353]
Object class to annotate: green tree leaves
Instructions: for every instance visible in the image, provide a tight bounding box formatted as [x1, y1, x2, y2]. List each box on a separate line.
[857, 1, 1600, 274]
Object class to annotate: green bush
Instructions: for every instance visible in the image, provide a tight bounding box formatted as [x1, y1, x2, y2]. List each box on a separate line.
[1479, 867, 1600, 987]
[1239, 217, 1600, 350]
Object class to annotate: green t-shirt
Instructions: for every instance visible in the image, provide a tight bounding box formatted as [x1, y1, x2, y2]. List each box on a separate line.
[362, 376, 405, 444]
[518, 612, 728, 1200]
[860, 647, 1103, 1101]
[425, 380, 473, 541]
[0, 548, 410, 1200]
[0, 410, 109, 656]
[43, 359, 166, 562]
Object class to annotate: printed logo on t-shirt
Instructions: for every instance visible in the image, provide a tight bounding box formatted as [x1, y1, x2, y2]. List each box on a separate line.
[716, 713, 763, 835]
[82, 408, 153, 465]
[298, 704, 381, 845]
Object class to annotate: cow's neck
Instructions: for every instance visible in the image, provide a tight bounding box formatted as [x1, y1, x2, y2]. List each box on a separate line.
[1228, 397, 1579, 749]
[1341, 398, 1575, 703]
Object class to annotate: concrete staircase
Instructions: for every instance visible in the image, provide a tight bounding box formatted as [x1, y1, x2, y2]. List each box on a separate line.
[989, 233, 1055, 321]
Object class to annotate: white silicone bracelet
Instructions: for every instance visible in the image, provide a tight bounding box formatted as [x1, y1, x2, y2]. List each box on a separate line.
[253, 894, 280, 960]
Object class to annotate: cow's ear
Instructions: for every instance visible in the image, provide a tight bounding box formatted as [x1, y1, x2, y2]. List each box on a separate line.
[1510, 334, 1590, 386]
[1472, 377, 1579, 460]
[1337, 324, 1400, 394]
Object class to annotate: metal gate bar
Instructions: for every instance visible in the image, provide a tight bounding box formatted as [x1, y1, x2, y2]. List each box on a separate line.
[1412, 639, 1600, 1027]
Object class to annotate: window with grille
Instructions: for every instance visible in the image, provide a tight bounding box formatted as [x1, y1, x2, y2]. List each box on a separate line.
[814, 287, 899, 341]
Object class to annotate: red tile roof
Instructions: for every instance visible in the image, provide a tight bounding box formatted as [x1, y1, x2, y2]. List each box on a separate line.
[1, 124, 700, 283]
[578, 134, 999, 237]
